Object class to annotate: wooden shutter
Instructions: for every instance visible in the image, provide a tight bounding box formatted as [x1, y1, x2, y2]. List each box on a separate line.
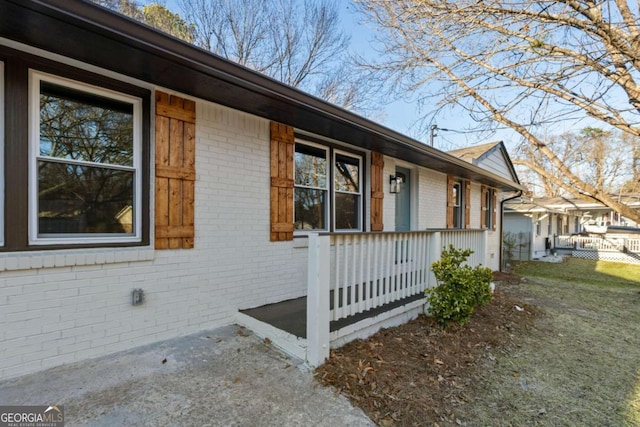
[270, 122, 294, 241]
[480, 185, 488, 229]
[370, 152, 384, 232]
[464, 180, 471, 229]
[155, 91, 196, 249]
[492, 189, 498, 231]
[446, 175, 455, 228]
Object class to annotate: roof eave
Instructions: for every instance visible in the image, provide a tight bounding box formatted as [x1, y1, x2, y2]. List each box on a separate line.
[1, 0, 523, 191]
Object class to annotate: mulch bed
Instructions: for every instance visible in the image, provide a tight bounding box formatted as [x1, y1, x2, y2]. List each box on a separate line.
[315, 272, 539, 426]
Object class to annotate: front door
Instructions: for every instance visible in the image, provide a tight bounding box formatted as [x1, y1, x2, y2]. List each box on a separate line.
[394, 167, 411, 231]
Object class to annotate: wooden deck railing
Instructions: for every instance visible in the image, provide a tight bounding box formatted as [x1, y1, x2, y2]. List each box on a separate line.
[306, 228, 488, 366]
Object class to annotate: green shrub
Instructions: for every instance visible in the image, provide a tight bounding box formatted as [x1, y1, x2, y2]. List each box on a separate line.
[426, 245, 493, 327]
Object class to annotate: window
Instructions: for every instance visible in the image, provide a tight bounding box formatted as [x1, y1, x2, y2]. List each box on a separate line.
[334, 151, 361, 230]
[480, 186, 497, 230]
[447, 176, 470, 229]
[30, 71, 143, 245]
[536, 218, 541, 236]
[294, 143, 328, 230]
[547, 214, 553, 235]
[452, 181, 463, 228]
[484, 189, 491, 228]
[294, 142, 362, 232]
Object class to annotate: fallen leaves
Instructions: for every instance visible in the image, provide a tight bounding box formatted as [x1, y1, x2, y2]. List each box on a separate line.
[315, 290, 539, 426]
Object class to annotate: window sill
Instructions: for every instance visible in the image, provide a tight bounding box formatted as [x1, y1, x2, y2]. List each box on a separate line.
[0, 246, 155, 272]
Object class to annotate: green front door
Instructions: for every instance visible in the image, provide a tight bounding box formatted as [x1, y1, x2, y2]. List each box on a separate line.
[394, 167, 411, 231]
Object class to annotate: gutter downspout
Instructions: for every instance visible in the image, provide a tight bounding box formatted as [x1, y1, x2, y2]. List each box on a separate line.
[499, 190, 523, 271]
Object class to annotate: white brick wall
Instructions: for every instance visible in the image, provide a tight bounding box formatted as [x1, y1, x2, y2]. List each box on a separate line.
[417, 168, 447, 229]
[0, 100, 308, 380]
[469, 182, 482, 229]
[486, 192, 505, 271]
[0, 94, 507, 380]
[382, 157, 396, 231]
[383, 161, 449, 231]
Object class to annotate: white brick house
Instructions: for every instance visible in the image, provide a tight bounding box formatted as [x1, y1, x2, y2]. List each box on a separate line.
[0, 0, 522, 379]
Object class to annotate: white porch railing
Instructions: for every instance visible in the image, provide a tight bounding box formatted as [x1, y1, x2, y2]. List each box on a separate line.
[575, 236, 623, 251]
[627, 239, 640, 253]
[329, 232, 430, 322]
[441, 229, 487, 267]
[555, 235, 575, 249]
[306, 229, 488, 366]
[555, 235, 640, 253]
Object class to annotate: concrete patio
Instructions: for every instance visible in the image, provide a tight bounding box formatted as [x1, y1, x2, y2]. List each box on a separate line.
[0, 325, 373, 427]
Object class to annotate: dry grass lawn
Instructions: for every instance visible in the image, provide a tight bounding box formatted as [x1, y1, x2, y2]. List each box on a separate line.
[316, 258, 640, 426]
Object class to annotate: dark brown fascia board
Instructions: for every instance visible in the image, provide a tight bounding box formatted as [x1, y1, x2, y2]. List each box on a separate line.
[1, 0, 523, 191]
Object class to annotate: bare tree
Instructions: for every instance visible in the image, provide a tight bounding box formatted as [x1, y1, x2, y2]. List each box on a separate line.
[619, 131, 640, 193]
[91, 0, 195, 42]
[356, 0, 640, 222]
[515, 127, 629, 197]
[93, 0, 378, 111]
[177, 0, 376, 112]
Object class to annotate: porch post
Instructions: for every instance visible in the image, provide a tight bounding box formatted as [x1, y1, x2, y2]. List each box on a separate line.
[307, 233, 330, 367]
[427, 231, 442, 288]
[481, 229, 488, 266]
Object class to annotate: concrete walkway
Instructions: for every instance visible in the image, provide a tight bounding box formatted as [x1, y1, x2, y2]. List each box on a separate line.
[0, 325, 373, 426]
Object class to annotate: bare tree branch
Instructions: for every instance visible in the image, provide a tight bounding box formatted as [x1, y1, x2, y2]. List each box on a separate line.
[357, 0, 640, 222]
[176, 0, 377, 113]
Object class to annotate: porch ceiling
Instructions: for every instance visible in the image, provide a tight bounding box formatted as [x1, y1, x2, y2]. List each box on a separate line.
[1, 0, 523, 192]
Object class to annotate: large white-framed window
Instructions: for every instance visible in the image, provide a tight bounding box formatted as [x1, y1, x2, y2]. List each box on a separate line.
[29, 71, 143, 245]
[294, 140, 363, 232]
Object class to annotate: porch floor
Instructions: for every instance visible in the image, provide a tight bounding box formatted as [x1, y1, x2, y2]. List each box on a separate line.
[240, 293, 425, 339]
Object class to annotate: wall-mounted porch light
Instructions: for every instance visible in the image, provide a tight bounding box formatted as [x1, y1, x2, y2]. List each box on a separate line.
[389, 175, 403, 193]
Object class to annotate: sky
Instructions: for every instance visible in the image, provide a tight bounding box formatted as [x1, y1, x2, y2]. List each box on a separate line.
[333, 3, 555, 152]
[139, 0, 636, 197]
[338, 2, 477, 149]
[153, 0, 539, 152]
[153, 0, 489, 150]
[336, 4, 609, 154]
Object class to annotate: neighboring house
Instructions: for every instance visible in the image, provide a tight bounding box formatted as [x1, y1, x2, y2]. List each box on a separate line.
[541, 195, 640, 230]
[448, 141, 524, 261]
[0, 0, 522, 379]
[448, 141, 520, 184]
[504, 195, 640, 261]
[503, 198, 574, 260]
